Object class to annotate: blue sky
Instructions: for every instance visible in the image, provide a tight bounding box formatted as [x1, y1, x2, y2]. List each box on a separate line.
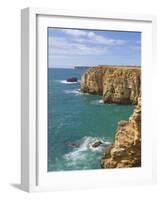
[48, 28, 141, 68]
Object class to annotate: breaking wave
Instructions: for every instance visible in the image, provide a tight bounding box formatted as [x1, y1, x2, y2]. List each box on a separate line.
[91, 99, 104, 105]
[64, 89, 89, 96]
[63, 136, 110, 165]
[59, 80, 80, 84]
[64, 89, 82, 95]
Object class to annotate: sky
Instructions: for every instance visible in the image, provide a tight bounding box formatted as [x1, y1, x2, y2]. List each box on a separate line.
[48, 28, 141, 68]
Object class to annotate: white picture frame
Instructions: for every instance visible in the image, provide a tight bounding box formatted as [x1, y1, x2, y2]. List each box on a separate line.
[21, 7, 157, 192]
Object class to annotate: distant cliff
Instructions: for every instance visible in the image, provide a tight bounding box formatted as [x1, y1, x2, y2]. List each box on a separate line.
[74, 66, 90, 70]
[80, 66, 141, 104]
[101, 97, 141, 168]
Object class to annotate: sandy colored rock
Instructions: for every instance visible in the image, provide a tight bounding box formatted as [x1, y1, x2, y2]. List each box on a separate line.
[80, 66, 141, 104]
[101, 97, 141, 168]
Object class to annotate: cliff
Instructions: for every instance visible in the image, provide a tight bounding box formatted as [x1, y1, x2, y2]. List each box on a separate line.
[80, 65, 141, 168]
[101, 97, 141, 168]
[80, 66, 141, 104]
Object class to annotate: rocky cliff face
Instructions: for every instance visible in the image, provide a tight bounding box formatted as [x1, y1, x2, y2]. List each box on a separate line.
[101, 97, 141, 168]
[80, 66, 141, 104]
[80, 66, 141, 168]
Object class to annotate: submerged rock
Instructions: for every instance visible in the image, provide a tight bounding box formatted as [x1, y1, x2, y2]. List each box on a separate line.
[67, 77, 78, 82]
[64, 141, 80, 148]
[80, 66, 141, 104]
[91, 140, 103, 148]
[101, 97, 141, 168]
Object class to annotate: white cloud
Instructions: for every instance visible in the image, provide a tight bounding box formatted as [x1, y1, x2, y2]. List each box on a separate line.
[129, 45, 141, 51]
[88, 31, 125, 45]
[74, 35, 126, 46]
[49, 36, 71, 49]
[128, 40, 141, 51]
[62, 29, 127, 46]
[88, 32, 95, 38]
[48, 36, 107, 56]
[48, 29, 129, 58]
[62, 29, 87, 37]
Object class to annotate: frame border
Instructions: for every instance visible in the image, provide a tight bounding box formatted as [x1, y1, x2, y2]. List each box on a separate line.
[21, 7, 156, 192]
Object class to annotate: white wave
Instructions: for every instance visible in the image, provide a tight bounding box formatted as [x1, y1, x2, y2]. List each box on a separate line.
[64, 89, 82, 95]
[87, 137, 110, 152]
[64, 136, 110, 162]
[58, 80, 80, 84]
[64, 89, 89, 96]
[99, 99, 104, 103]
[91, 99, 104, 105]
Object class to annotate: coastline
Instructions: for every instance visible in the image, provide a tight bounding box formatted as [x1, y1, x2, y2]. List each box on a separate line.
[80, 65, 141, 169]
[48, 68, 134, 171]
[101, 97, 141, 168]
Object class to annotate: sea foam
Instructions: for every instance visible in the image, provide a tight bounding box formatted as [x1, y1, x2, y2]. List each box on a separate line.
[91, 99, 104, 105]
[64, 89, 82, 95]
[64, 136, 110, 162]
[59, 80, 80, 84]
[64, 89, 89, 96]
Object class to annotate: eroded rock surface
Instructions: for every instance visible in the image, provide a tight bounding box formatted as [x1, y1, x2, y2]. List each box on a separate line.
[80, 66, 141, 104]
[101, 97, 141, 168]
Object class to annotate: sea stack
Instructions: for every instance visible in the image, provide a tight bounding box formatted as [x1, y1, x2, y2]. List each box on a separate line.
[80, 65, 141, 104]
[67, 77, 78, 82]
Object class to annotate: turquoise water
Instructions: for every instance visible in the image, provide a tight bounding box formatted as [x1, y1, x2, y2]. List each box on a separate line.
[48, 68, 134, 171]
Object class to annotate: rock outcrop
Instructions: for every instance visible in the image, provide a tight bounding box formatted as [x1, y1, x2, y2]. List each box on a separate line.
[91, 140, 103, 148]
[67, 77, 78, 82]
[80, 66, 141, 104]
[101, 97, 141, 168]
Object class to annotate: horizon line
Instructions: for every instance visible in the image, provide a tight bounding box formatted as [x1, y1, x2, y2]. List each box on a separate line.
[49, 65, 141, 69]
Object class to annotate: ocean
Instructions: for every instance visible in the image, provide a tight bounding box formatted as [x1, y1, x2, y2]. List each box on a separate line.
[48, 68, 134, 171]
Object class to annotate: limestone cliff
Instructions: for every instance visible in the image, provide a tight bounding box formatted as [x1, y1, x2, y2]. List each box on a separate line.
[101, 97, 141, 168]
[80, 66, 141, 104]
